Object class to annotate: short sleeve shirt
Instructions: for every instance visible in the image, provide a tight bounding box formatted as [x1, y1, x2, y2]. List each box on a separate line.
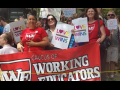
[45, 29, 60, 50]
[20, 27, 48, 52]
[3, 24, 10, 33]
[85, 20, 104, 44]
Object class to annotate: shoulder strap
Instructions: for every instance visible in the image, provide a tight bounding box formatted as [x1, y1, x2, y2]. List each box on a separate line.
[98, 20, 101, 38]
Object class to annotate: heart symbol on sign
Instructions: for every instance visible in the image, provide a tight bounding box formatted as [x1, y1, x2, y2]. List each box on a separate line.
[76, 26, 79, 29]
[15, 27, 19, 30]
[59, 29, 63, 34]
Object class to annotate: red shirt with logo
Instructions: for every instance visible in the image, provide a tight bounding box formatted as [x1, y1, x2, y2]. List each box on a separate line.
[85, 20, 104, 45]
[20, 27, 48, 52]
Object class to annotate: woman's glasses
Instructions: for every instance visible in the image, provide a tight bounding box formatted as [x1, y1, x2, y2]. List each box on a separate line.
[107, 14, 115, 17]
[68, 20, 72, 22]
[47, 18, 54, 21]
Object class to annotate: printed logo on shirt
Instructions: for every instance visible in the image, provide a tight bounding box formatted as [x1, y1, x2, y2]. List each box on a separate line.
[25, 32, 36, 41]
[88, 24, 95, 33]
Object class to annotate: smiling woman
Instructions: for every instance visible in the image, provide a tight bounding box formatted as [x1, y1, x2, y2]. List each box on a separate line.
[45, 14, 60, 50]
[17, 14, 49, 52]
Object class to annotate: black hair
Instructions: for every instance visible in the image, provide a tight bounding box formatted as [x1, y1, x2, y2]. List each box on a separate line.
[45, 14, 57, 30]
[0, 16, 5, 22]
[27, 14, 37, 21]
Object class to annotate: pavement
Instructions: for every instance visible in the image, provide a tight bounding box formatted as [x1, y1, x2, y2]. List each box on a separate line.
[106, 65, 120, 81]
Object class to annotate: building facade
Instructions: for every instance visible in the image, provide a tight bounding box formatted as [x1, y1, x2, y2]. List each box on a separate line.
[0, 8, 119, 23]
[0, 8, 38, 23]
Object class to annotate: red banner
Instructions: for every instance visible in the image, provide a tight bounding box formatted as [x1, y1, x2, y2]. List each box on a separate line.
[0, 42, 101, 81]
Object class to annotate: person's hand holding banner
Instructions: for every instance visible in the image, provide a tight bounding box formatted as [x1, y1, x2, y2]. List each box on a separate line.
[17, 43, 24, 52]
[48, 42, 54, 47]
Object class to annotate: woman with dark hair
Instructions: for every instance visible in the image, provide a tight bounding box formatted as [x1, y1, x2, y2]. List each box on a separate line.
[17, 14, 49, 52]
[45, 14, 59, 50]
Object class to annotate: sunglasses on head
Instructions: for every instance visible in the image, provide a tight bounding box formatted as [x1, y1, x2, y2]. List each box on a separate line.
[108, 14, 115, 16]
[47, 18, 54, 21]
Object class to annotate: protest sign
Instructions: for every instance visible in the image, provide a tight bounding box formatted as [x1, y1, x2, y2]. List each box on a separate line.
[51, 22, 73, 49]
[62, 8, 76, 17]
[0, 42, 101, 81]
[72, 17, 89, 43]
[9, 20, 26, 44]
[107, 19, 117, 30]
[39, 8, 61, 22]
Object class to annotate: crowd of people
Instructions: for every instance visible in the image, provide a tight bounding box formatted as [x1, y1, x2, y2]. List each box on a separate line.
[0, 8, 120, 81]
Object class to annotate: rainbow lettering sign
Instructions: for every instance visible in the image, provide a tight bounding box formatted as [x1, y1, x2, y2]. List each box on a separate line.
[9, 20, 26, 44]
[72, 17, 89, 43]
[51, 22, 73, 49]
[107, 19, 117, 30]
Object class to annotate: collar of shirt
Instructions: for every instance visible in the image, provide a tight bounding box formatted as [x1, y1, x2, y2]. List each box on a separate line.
[3, 44, 11, 48]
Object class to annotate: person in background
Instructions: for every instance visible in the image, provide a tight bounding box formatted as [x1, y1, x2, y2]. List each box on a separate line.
[0, 26, 3, 35]
[72, 13, 78, 19]
[66, 17, 73, 25]
[97, 8, 107, 27]
[116, 15, 120, 73]
[41, 16, 47, 30]
[0, 33, 19, 81]
[60, 13, 66, 23]
[36, 21, 43, 27]
[79, 12, 85, 18]
[106, 10, 120, 81]
[17, 14, 49, 52]
[24, 19, 29, 28]
[0, 33, 19, 54]
[14, 18, 19, 22]
[0, 26, 3, 49]
[0, 16, 14, 48]
[0, 16, 10, 33]
[19, 16, 25, 20]
[45, 14, 59, 50]
[66, 17, 77, 48]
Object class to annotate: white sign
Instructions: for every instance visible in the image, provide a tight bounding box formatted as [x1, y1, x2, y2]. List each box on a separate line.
[62, 8, 76, 17]
[107, 19, 117, 30]
[51, 22, 73, 49]
[9, 20, 26, 44]
[72, 17, 89, 43]
[39, 8, 61, 22]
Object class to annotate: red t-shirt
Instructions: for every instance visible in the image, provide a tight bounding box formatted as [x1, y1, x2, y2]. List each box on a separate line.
[20, 27, 48, 52]
[85, 20, 104, 45]
[105, 27, 110, 36]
